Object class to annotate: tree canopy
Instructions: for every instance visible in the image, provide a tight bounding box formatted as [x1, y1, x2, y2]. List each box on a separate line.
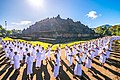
[0, 25, 23, 37]
[94, 25, 120, 36]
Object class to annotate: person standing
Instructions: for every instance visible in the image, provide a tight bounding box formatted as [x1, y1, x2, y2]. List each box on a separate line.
[74, 53, 82, 78]
[47, 45, 52, 60]
[99, 48, 107, 67]
[36, 49, 42, 70]
[68, 48, 74, 69]
[85, 50, 92, 71]
[27, 53, 34, 80]
[81, 47, 87, 66]
[53, 51, 60, 79]
[13, 52, 20, 74]
[9, 48, 14, 67]
[65, 45, 69, 60]
[19, 47, 24, 63]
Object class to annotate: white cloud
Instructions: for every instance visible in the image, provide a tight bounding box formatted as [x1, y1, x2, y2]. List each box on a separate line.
[12, 21, 32, 26]
[11, 21, 32, 30]
[87, 11, 99, 20]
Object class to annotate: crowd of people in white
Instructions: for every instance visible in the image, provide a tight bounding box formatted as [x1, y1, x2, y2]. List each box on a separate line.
[1, 36, 120, 79]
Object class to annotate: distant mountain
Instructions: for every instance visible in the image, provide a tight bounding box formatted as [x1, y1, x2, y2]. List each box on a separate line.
[22, 15, 95, 43]
[101, 24, 112, 28]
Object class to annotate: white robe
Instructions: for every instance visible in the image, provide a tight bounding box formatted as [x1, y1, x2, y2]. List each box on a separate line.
[24, 51, 29, 62]
[57, 52, 60, 61]
[54, 58, 60, 78]
[106, 50, 110, 59]
[13, 54, 20, 69]
[98, 47, 102, 54]
[5, 48, 9, 58]
[47, 47, 51, 58]
[79, 47, 83, 54]
[74, 45, 77, 54]
[81, 50, 87, 62]
[58, 48, 61, 57]
[29, 48, 33, 54]
[99, 52, 107, 63]
[68, 51, 74, 66]
[85, 54, 92, 68]
[65, 47, 69, 60]
[74, 56, 82, 76]
[91, 49, 95, 59]
[109, 38, 113, 50]
[41, 50, 46, 60]
[94, 48, 99, 56]
[19, 50, 24, 60]
[36, 52, 42, 67]
[27, 56, 33, 75]
[31, 49, 37, 61]
[9, 51, 14, 64]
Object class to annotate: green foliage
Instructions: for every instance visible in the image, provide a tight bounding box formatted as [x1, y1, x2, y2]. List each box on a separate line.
[0, 25, 6, 37]
[6, 30, 12, 36]
[0, 25, 13, 37]
[109, 25, 120, 36]
[94, 24, 120, 36]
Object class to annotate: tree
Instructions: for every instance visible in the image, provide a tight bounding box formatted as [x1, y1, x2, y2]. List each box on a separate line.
[0, 24, 13, 37]
[6, 30, 12, 36]
[94, 25, 120, 36]
[95, 24, 120, 36]
[94, 26, 106, 36]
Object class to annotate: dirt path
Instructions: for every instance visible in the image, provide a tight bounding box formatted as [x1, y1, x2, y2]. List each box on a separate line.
[0, 41, 120, 80]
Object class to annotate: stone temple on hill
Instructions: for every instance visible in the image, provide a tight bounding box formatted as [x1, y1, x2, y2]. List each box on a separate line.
[22, 15, 95, 43]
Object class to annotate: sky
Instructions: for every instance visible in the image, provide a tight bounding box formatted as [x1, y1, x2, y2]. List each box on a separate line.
[0, 0, 120, 30]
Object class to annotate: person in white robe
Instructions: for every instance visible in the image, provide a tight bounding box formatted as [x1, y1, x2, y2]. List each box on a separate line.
[109, 37, 113, 51]
[90, 45, 95, 59]
[68, 48, 74, 68]
[36, 49, 42, 69]
[73, 44, 77, 54]
[46, 45, 53, 61]
[78, 45, 83, 55]
[13, 52, 20, 74]
[106, 49, 110, 59]
[53, 52, 60, 79]
[74, 53, 82, 78]
[29, 45, 33, 55]
[65, 45, 69, 60]
[31, 46, 37, 61]
[81, 47, 87, 66]
[4, 45, 9, 58]
[85, 50, 92, 71]
[19, 47, 24, 63]
[17, 45, 20, 55]
[41, 47, 46, 60]
[27, 53, 33, 80]
[41, 47, 49, 64]
[14, 45, 18, 52]
[9, 49, 14, 67]
[99, 48, 107, 66]
[24, 48, 29, 63]
[94, 45, 99, 56]
[38, 45, 42, 52]
[57, 44, 61, 57]
[35, 44, 39, 50]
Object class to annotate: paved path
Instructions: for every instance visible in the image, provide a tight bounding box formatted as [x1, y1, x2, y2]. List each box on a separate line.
[0, 41, 120, 80]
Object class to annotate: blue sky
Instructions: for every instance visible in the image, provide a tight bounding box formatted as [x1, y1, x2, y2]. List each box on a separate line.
[0, 0, 120, 30]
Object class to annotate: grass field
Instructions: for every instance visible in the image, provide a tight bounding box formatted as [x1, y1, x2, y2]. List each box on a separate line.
[2, 37, 85, 50]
